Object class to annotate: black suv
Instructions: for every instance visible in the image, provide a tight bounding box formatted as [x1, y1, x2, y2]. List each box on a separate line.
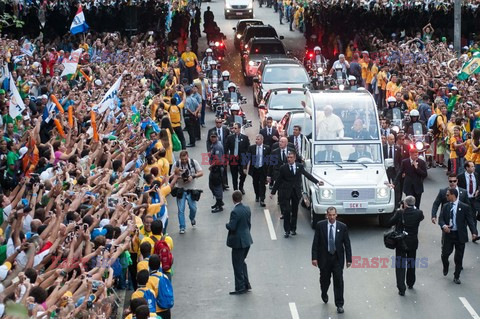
[241, 37, 288, 85]
[252, 58, 310, 107]
[233, 19, 263, 50]
[239, 25, 280, 52]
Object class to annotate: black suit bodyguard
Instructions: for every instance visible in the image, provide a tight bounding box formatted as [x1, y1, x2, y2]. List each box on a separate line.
[244, 134, 270, 207]
[311, 207, 352, 314]
[438, 188, 478, 284]
[271, 151, 321, 237]
[225, 123, 250, 194]
[226, 191, 253, 295]
[394, 148, 427, 209]
[387, 196, 424, 296]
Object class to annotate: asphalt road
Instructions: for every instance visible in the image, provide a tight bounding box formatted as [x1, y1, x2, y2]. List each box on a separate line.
[164, 2, 480, 318]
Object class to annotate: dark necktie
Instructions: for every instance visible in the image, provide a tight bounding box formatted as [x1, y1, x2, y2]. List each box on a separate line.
[282, 150, 286, 163]
[450, 203, 456, 229]
[469, 174, 474, 196]
[268, 128, 271, 136]
[389, 146, 393, 159]
[295, 137, 300, 154]
[217, 128, 221, 141]
[290, 165, 294, 174]
[329, 224, 335, 254]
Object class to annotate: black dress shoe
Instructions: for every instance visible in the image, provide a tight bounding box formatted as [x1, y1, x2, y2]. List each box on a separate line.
[223, 185, 230, 190]
[280, 215, 284, 219]
[212, 206, 223, 213]
[260, 200, 266, 207]
[229, 289, 247, 295]
[255, 197, 259, 202]
[321, 293, 328, 303]
[443, 266, 448, 276]
[284, 232, 289, 238]
[240, 188, 245, 195]
[245, 283, 252, 291]
[398, 291, 405, 296]
[337, 306, 344, 313]
[408, 286, 413, 289]
[211, 203, 218, 209]
[453, 278, 461, 284]
[290, 231, 296, 236]
[186, 144, 196, 147]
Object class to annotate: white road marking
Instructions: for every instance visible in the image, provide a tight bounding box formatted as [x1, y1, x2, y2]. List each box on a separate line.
[264, 209, 277, 240]
[289, 302, 300, 319]
[459, 297, 480, 319]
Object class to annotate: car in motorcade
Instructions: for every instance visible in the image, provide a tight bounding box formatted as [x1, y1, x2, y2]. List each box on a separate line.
[225, 0, 253, 19]
[242, 37, 288, 85]
[252, 58, 310, 108]
[233, 19, 263, 50]
[299, 90, 395, 227]
[258, 88, 306, 129]
[276, 110, 313, 138]
[239, 24, 280, 52]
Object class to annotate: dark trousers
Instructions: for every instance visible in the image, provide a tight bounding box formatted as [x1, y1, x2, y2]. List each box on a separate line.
[377, 89, 386, 109]
[209, 167, 224, 200]
[252, 167, 267, 200]
[230, 164, 246, 190]
[319, 253, 344, 307]
[185, 115, 197, 145]
[128, 253, 138, 290]
[186, 66, 195, 84]
[282, 190, 300, 232]
[441, 231, 465, 278]
[173, 126, 186, 150]
[232, 247, 250, 291]
[157, 309, 171, 319]
[223, 164, 229, 186]
[200, 99, 206, 125]
[394, 248, 417, 292]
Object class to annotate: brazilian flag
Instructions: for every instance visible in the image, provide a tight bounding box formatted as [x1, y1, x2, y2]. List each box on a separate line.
[458, 52, 480, 81]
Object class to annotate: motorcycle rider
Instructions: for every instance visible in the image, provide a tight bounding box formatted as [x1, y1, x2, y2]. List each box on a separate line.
[405, 109, 428, 136]
[225, 103, 245, 127]
[207, 60, 221, 81]
[218, 70, 231, 92]
[223, 82, 243, 103]
[383, 96, 403, 121]
[347, 75, 359, 90]
[201, 48, 216, 71]
[329, 54, 350, 78]
[311, 46, 327, 70]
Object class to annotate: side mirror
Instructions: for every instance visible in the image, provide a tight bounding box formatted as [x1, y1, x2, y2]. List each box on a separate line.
[279, 36, 285, 40]
[253, 77, 259, 83]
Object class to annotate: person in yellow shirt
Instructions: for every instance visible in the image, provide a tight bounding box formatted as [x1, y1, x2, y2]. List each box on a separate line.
[131, 270, 157, 314]
[137, 242, 152, 273]
[164, 87, 186, 150]
[376, 65, 388, 109]
[159, 125, 173, 165]
[146, 255, 172, 316]
[359, 51, 369, 88]
[386, 74, 402, 101]
[140, 220, 174, 280]
[125, 298, 157, 319]
[366, 62, 378, 93]
[450, 126, 466, 175]
[180, 46, 198, 84]
[469, 129, 480, 170]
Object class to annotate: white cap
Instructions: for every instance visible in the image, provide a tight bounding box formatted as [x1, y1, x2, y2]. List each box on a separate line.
[19, 147, 28, 159]
[40, 94, 48, 100]
[99, 219, 110, 228]
[463, 46, 469, 50]
[94, 79, 102, 86]
[451, 86, 458, 91]
[449, 44, 454, 49]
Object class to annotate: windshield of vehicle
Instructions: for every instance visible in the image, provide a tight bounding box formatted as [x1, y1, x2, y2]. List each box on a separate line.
[287, 114, 312, 137]
[245, 28, 277, 42]
[313, 143, 383, 165]
[249, 43, 285, 55]
[262, 66, 309, 84]
[268, 92, 304, 110]
[310, 93, 380, 141]
[238, 21, 263, 34]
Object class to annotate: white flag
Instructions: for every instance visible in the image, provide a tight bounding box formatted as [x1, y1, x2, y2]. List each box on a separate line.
[95, 76, 122, 113]
[20, 39, 36, 57]
[60, 48, 83, 77]
[9, 73, 26, 118]
[0, 63, 9, 84]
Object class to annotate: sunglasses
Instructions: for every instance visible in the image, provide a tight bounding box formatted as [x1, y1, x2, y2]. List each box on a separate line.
[448, 180, 457, 183]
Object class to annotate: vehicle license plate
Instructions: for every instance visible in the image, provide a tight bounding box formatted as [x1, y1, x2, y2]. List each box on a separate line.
[343, 202, 368, 209]
[236, 12, 243, 15]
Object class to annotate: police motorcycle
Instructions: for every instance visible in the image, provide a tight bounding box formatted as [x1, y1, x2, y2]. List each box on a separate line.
[328, 65, 348, 90]
[405, 109, 433, 164]
[222, 82, 247, 116]
[201, 48, 217, 72]
[306, 46, 328, 90]
[218, 70, 231, 93]
[224, 103, 251, 135]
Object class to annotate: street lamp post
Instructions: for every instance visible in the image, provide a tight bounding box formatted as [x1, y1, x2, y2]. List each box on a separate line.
[454, 0, 461, 55]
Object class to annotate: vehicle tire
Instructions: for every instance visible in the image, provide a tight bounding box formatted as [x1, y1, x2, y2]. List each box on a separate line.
[244, 76, 252, 86]
[311, 204, 324, 229]
[253, 92, 258, 107]
[379, 212, 394, 227]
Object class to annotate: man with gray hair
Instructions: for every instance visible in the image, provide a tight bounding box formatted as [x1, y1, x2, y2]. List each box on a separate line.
[244, 134, 270, 207]
[317, 105, 345, 140]
[329, 54, 350, 76]
[387, 195, 424, 296]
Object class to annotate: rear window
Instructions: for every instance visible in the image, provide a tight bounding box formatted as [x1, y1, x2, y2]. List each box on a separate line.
[262, 65, 309, 84]
[245, 28, 277, 42]
[238, 21, 263, 34]
[249, 43, 285, 55]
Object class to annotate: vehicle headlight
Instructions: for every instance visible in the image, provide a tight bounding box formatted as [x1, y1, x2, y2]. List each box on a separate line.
[215, 41, 220, 47]
[377, 187, 389, 198]
[244, 44, 248, 49]
[320, 189, 333, 199]
[415, 141, 424, 150]
[236, 34, 242, 39]
[317, 67, 323, 73]
[248, 61, 255, 66]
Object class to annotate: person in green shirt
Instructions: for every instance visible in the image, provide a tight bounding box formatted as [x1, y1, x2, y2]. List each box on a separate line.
[447, 86, 460, 119]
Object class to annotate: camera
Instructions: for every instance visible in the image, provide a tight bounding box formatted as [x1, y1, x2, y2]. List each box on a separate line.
[181, 170, 190, 182]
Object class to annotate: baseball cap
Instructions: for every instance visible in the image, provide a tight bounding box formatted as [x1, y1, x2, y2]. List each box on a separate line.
[451, 86, 458, 91]
[0, 89, 5, 95]
[18, 147, 28, 159]
[209, 131, 218, 137]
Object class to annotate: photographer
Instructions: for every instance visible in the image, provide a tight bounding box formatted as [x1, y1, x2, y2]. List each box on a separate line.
[387, 196, 424, 296]
[173, 151, 203, 234]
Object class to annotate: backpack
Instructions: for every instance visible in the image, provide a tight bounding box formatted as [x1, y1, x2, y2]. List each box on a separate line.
[152, 272, 174, 309]
[427, 114, 443, 137]
[152, 236, 173, 272]
[137, 287, 157, 313]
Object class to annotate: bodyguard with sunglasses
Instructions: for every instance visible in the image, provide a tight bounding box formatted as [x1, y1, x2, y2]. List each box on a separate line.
[431, 173, 469, 224]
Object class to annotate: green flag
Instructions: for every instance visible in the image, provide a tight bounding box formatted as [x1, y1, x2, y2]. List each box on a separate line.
[458, 53, 480, 81]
